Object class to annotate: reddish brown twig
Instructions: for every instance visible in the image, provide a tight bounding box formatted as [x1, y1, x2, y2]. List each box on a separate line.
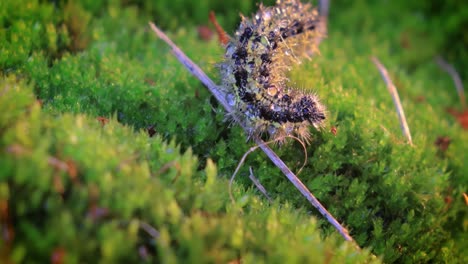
[209, 11, 229, 45]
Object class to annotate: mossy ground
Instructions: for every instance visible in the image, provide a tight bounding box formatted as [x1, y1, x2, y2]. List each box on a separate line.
[1, 0, 467, 263]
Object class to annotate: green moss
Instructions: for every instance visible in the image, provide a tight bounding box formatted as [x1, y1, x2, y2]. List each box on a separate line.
[0, 0, 466, 263]
[0, 76, 378, 263]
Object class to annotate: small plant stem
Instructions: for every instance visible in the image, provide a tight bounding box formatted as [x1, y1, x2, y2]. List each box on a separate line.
[139, 221, 160, 239]
[435, 56, 466, 109]
[149, 22, 356, 243]
[229, 142, 266, 204]
[248, 167, 273, 203]
[209, 11, 229, 45]
[372, 57, 413, 145]
[318, 0, 329, 32]
[7, 144, 70, 173]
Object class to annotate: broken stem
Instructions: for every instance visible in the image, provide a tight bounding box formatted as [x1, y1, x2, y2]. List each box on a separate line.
[248, 167, 273, 203]
[372, 57, 413, 146]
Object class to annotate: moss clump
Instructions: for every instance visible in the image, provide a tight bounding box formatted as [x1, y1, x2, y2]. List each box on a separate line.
[0, 76, 378, 263]
[0, 0, 467, 263]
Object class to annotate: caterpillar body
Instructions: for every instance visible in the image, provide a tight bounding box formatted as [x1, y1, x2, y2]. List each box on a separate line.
[219, 0, 326, 143]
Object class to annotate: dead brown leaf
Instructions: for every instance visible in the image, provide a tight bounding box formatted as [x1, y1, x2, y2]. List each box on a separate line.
[434, 136, 451, 152]
[96, 116, 109, 126]
[197, 25, 213, 41]
[51, 247, 66, 264]
[447, 108, 468, 130]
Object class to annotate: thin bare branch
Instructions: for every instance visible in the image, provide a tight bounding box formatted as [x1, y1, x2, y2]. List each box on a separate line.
[372, 57, 413, 146]
[148, 23, 229, 111]
[316, 0, 329, 46]
[139, 221, 160, 239]
[319, 0, 330, 18]
[249, 167, 273, 203]
[435, 56, 466, 109]
[149, 20, 355, 243]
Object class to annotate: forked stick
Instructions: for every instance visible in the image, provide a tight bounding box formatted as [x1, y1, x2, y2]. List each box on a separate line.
[149, 22, 355, 243]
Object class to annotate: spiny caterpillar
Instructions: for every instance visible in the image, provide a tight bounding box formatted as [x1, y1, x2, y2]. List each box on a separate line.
[219, 0, 326, 143]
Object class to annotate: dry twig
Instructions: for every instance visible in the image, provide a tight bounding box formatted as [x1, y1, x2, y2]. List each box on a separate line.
[318, 0, 329, 35]
[7, 144, 75, 176]
[248, 167, 273, 203]
[372, 57, 413, 145]
[435, 56, 466, 109]
[209, 11, 229, 45]
[228, 138, 277, 204]
[139, 221, 160, 239]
